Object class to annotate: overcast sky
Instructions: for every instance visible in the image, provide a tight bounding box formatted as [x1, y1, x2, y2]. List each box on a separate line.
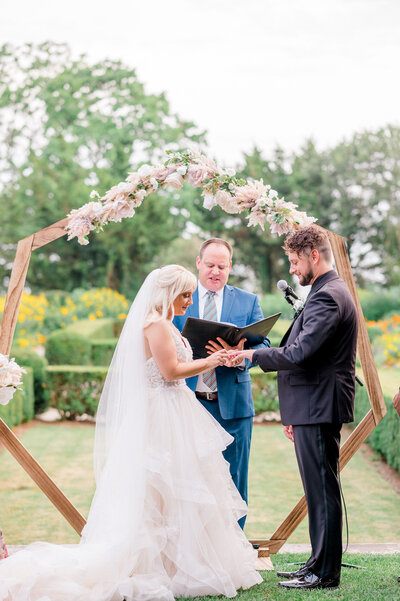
[1, 0, 400, 166]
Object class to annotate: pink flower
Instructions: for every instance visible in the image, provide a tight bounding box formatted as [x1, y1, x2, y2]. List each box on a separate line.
[164, 172, 184, 190]
[103, 199, 136, 223]
[234, 180, 270, 209]
[247, 211, 266, 230]
[215, 190, 241, 214]
[187, 163, 209, 187]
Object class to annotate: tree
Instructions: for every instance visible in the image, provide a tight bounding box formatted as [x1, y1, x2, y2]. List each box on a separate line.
[0, 42, 205, 295]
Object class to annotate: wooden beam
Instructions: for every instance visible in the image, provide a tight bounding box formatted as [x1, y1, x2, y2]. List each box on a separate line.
[0, 419, 86, 535]
[0, 236, 34, 355]
[32, 218, 69, 251]
[327, 231, 386, 423]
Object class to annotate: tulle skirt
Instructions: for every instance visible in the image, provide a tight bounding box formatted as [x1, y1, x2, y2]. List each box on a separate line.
[0, 385, 262, 600]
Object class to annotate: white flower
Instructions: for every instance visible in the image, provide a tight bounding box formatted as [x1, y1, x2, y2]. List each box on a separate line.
[203, 193, 217, 210]
[0, 387, 16, 405]
[247, 210, 266, 230]
[268, 189, 278, 200]
[164, 172, 184, 190]
[176, 165, 187, 176]
[135, 189, 147, 202]
[0, 370, 13, 387]
[225, 168, 236, 177]
[90, 190, 100, 199]
[138, 164, 153, 177]
[150, 177, 158, 190]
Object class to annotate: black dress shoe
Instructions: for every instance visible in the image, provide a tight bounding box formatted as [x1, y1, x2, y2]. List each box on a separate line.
[278, 571, 340, 590]
[276, 565, 310, 579]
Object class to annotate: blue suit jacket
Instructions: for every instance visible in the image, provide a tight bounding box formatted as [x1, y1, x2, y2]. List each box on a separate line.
[174, 285, 270, 420]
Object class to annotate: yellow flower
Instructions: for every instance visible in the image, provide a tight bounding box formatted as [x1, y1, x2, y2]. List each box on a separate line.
[60, 306, 69, 315]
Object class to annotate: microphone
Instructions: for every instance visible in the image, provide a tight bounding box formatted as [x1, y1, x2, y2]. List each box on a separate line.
[277, 280, 299, 301]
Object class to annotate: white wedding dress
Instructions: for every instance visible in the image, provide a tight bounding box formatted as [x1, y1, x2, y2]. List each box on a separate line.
[0, 274, 262, 600]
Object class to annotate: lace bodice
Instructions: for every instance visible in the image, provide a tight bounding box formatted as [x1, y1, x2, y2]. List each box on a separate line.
[146, 327, 193, 389]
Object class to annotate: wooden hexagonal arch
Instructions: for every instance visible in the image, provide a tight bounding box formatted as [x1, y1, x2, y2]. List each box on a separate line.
[0, 218, 387, 554]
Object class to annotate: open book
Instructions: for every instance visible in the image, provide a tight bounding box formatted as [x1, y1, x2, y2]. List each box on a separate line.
[181, 313, 281, 358]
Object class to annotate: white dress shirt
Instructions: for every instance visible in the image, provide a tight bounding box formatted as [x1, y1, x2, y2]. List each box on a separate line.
[196, 282, 224, 393]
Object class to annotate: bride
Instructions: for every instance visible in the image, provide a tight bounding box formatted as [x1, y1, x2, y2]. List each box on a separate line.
[0, 265, 262, 601]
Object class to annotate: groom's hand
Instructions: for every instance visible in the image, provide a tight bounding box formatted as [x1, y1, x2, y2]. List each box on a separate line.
[206, 338, 246, 368]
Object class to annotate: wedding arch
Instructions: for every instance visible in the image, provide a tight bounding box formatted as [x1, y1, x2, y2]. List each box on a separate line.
[0, 149, 386, 558]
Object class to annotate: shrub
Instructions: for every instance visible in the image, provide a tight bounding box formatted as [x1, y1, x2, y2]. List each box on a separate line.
[360, 286, 400, 321]
[0, 368, 34, 427]
[91, 339, 118, 366]
[65, 318, 118, 339]
[10, 349, 49, 413]
[259, 293, 295, 321]
[45, 330, 91, 366]
[251, 368, 279, 414]
[46, 366, 108, 419]
[353, 385, 400, 474]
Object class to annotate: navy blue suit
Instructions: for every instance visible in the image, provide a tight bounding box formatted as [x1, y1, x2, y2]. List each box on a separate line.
[174, 284, 269, 528]
[253, 270, 358, 581]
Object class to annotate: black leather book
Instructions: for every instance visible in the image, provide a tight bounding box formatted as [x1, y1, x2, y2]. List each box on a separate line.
[181, 313, 281, 358]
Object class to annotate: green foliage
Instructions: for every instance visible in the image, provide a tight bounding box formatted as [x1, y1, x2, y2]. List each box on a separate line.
[91, 339, 117, 365]
[45, 330, 91, 365]
[360, 286, 400, 321]
[0, 42, 205, 297]
[46, 365, 108, 419]
[65, 317, 120, 339]
[353, 386, 400, 473]
[10, 349, 49, 413]
[259, 293, 295, 321]
[0, 368, 34, 427]
[250, 368, 279, 414]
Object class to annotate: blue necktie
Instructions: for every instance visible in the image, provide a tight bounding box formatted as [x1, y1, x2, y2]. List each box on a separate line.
[202, 291, 218, 391]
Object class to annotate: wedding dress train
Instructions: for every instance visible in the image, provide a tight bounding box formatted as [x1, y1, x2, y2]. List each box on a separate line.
[0, 328, 262, 601]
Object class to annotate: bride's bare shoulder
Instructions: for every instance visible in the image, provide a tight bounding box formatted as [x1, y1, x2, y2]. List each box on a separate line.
[143, 318, 171, 337]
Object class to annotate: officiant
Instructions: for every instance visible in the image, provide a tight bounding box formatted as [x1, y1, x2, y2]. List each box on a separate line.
[174, 238, 270, 528]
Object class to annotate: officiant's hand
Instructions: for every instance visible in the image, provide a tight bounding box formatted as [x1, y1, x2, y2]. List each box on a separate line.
[206, 337, 246, 367]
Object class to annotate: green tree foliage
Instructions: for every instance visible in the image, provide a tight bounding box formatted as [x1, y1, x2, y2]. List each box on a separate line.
[0, 42, 204, 295]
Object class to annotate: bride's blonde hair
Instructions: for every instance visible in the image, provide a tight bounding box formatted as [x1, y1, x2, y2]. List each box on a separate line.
[145, 265, 197, 325]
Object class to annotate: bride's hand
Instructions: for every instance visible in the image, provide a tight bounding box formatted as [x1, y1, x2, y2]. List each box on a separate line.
[205, 350, 229, 369]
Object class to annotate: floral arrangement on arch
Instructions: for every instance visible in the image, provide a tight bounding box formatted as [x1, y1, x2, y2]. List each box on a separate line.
[0, 354, 26, 406]
[66, 148, 316, 245]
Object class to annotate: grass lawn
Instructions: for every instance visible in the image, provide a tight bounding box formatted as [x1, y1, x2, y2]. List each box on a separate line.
[1, 421, 399, 546]
[375, 366, 399, 397]
[177, 554, 400, 601]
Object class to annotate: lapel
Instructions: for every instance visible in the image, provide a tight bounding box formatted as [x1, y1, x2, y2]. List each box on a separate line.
[280, 270, 339, 347]
[220, 285, 234, 323]
[190, 287, 200, 318]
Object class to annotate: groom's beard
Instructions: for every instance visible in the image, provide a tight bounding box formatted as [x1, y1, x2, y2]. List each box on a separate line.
[299, 269, 313, 286]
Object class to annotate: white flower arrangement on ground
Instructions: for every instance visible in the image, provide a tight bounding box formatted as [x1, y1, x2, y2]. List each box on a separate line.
[0, 354, 26, 406]
[66, 148, 316, 245]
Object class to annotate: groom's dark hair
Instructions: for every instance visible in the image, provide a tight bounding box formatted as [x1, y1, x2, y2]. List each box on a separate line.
[199, 238, 233, 260]
[283, 225, 332, 262]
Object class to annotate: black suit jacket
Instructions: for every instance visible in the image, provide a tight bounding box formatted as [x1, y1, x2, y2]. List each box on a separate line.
[253, 270, 358, 426]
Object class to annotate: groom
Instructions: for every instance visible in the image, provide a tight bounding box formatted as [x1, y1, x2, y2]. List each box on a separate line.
[174, 238, 270, 528]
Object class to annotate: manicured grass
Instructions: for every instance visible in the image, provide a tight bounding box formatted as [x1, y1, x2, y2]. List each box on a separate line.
[0, 422, 95, 544]
[376, 366, 399, 397]
[1, 422, 399, 546]
[245, 426, 400, 543]
[177, 554, 400, 601]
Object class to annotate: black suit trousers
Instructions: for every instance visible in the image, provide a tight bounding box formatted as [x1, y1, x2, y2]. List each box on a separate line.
[293, 423, 343, 580]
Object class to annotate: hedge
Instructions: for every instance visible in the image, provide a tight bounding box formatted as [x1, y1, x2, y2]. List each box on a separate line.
[91, 339, 117, 366]
[45, 330, 92, 366]
[352, 385, 400, 474]
[250, 368, 279, 414]
[0, 367, 34, 428]
[65, 318, 122, 339]
[46, 365, 108, 419]
[10, 349, 49, 413]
